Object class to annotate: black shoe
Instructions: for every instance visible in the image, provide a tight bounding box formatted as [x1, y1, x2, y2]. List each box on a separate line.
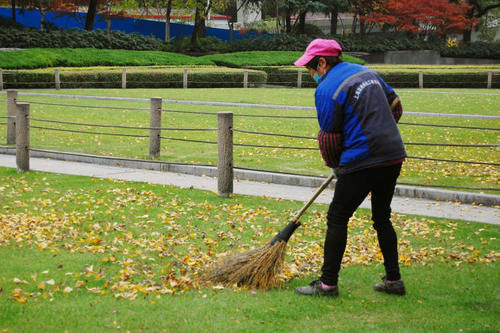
[295, 280, 339, 297]
[374, 276, 406, 295]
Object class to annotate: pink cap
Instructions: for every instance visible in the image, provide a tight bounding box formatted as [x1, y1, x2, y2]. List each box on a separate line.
[294, 38, 342, 66]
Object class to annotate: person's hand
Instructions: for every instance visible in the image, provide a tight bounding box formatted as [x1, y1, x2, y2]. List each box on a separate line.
[332, 168, 340, 177]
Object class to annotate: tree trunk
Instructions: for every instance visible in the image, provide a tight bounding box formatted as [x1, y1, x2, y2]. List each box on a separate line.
[462, 28, 472, 42]
[165, 15, 170, 41]
[165, 0, 173, 41]
[85, 0, 98, 31]
[12, 0, 16, 24]
[462, 7, 475, 43]
[199, 15, 206, 38]
[359, 17, 366, 35]
[40, 9, 46, 31]
[276, 0, 280, 33]
[191, 6, 201, 46]
[330, 7, 338, 35]
[298, 11, 306, 34]
[285, 7, 291, 33]
[351, 14, 357, 34]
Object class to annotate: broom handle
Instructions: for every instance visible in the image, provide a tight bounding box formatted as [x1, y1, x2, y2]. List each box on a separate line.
[291, 173, 336, 224]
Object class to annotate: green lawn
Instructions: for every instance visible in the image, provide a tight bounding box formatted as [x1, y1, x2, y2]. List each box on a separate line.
[0, 88, 498, 192]
[0, 168, 498, 332]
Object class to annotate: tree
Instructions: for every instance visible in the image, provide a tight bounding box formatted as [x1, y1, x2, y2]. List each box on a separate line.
[351, 0, 383, 35]
[280, 0, 326, 34]
[15, 0, 66, 30]
[476, 4, 500, 41]
[131, 0, 183, 41]
[461, 0, 500, 41]
[55, 0, 128, 31]
[364, 0, 479, 38]
[211, 0, 249, 41]
[320, 0, 350, 35]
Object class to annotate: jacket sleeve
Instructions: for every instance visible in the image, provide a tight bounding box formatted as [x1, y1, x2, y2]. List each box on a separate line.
[318, 130, 343, 168]
[377, 75, 403, 123]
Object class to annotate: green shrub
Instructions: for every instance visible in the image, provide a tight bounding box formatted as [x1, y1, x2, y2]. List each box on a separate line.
[224, 33, 443, 53]
[0, 16, 25, 30]
[0, 27, 165, 50]
[414, 72, 498, 88]
[291, 23, 325, 37]
[248, 66, 500, 89]
[164, 36, 226, 53]
[187, 71, 267, 88]
[227, 34, 313, 52]
[271, 67, 316, 87]
[372, 67, 500, 88]
[201, 51, 365, 68]
[0, 48, 214, 69]
[440, 41, 500, 59]
[2, 23, 498, 60]
[2, 67, 268, 89]
[377, 71, 420, 88]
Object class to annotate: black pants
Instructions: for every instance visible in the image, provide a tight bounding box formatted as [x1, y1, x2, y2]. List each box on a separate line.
[320, 163, 402, 286]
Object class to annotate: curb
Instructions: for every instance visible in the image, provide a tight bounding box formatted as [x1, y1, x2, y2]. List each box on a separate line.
[1, 147, 498, 206]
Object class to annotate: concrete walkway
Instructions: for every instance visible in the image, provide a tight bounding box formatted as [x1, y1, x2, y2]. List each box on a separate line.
[0, 154, 498, 225]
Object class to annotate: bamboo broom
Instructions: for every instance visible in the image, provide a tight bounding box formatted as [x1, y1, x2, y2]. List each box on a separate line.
[206, 173, 336, 289]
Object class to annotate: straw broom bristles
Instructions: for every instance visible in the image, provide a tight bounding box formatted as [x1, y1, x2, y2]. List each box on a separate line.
[206, 175, 336, 289]
[206, 240, 288, 289]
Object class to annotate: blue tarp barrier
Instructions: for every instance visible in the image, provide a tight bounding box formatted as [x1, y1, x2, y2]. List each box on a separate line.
[0, 8, 271, 41]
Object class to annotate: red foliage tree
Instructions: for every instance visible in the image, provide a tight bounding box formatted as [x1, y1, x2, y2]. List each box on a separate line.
[364, 0, 479, 36]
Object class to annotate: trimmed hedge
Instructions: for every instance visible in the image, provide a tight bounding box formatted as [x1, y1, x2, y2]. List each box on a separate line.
[0, 48, 214, 69]
[247, 65, 500, 88]
[4, 66, 498, 89]
[370, 65, 500, 88]
[201, 51, 365, 68]
[2, 67, 268, 89]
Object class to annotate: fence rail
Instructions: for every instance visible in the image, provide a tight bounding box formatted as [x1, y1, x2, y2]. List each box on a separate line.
[3, 90, 499, 196]
[8, 91, 500, 120]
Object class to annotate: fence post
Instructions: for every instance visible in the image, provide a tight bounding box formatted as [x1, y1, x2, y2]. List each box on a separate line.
[0, 68, 3, 91]
[487, 71, 492, 89]
[149, 97, 162, 158]
[16, 102, 29, 173]
[183, 69, 188, 89]
[243, 70, 248, 88]
[418, 71, 424, 89]
[55, 68, 61, 90]
[7, 89, 18, 145]
[122, 68, 127, 89]
[217, 112, 233, 197]
[297, 69, 303, 88]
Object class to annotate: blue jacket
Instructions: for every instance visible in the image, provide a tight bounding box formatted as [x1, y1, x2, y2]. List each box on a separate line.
[315, 62, 406, 174]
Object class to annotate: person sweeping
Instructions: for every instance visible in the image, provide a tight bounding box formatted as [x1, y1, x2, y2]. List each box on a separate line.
[293, 39, 407, 297]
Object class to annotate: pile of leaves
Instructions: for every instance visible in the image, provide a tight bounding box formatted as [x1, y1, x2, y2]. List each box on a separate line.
[0, 172, 497, 303]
